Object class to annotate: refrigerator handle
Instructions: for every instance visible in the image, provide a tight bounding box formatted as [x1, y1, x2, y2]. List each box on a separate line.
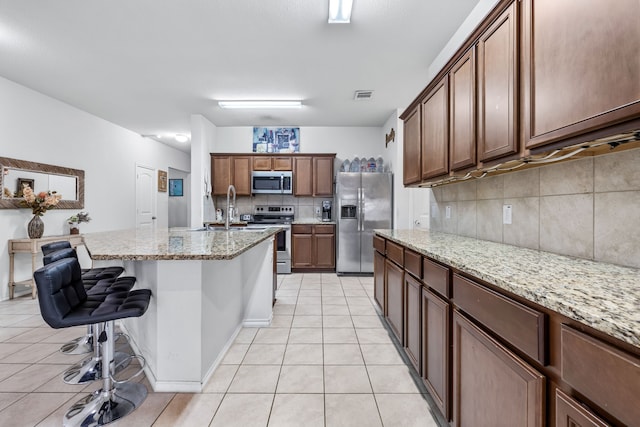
[359, 188, 365, 231]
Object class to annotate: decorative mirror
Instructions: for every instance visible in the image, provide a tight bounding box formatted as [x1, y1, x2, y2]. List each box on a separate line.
[0, 156, 84, 209]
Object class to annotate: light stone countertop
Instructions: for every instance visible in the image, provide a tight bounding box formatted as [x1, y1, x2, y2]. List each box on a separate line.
[83, 227, 282, 261]
[375, 229, 640, 349]
[292, 219, 336, 225]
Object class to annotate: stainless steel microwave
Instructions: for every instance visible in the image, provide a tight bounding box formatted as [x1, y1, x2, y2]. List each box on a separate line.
[251, 171, 293, 194]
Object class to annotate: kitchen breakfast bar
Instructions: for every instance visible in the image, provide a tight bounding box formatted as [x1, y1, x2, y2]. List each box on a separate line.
[82, 227, 280, 393]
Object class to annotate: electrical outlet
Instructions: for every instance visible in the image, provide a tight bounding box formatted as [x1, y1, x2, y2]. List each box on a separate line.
[445, 206, 451, 219]
[315, 207, 321, 215]
[503, 204, 512, 225]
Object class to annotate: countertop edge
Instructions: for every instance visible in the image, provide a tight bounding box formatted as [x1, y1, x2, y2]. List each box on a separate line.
[374, 229, 640, 349]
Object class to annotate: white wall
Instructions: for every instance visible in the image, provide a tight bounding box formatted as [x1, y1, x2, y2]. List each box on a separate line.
[0, 76, 190, 300]
[213, 126, 385, 167]
[168, 168, 190, 227]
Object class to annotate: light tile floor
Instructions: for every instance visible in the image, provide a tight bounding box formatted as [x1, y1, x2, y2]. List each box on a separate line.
[0, 273, 443, 426]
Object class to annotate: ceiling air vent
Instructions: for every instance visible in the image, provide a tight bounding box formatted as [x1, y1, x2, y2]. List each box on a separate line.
[354, 90, 373, 101]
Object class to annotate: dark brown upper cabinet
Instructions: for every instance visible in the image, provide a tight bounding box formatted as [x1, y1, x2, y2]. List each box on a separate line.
[449, 48, 477, 171]
[521, 0, 640, 149]
[477, 1, 518, 162]
[422, 77, 449, 180]
[403, 104, 422, 186]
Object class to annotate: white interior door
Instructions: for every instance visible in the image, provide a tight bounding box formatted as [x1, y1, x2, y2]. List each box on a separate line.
[136, 165, 156, 228]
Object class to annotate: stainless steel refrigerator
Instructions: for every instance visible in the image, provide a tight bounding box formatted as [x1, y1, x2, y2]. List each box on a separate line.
[336, 172, 393, 274]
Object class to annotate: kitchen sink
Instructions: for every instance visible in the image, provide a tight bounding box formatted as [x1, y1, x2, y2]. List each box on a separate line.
[206, 226, 269, 232]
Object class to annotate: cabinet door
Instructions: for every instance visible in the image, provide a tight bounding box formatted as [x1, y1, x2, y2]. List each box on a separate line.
[385, 259, 404, 344]
[292, 233, 313, 268]
[478, 2, 518, 162]
[253, 156, 272, 171]
[449, 48, 476, 171]
[273, 156, 292, 171]
[403, 104, 422, 185]
[314, 233, 335, 269]
[422, 287, 451, 421]
[313, 156, 334, 196]
[294, 157, 313, 196]
[404, 274, 422, 373]
[522, 0, 640, 149]
[232, 156, 252, 196]
[453, 311, 545, 427]
[422, 78, 449, 179]
[211, 156, 231, 196]
[555, 389, 610, 427]
[374, 250, 385, 312]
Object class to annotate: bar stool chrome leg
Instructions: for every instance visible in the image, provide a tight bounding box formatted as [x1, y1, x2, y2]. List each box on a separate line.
[64, 321, 147, 426]
[63, 323, 131, 385]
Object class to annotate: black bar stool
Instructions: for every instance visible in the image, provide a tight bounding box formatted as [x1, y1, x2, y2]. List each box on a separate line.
[42, 241, 124, 356]
[34, 257, 151, 426]
[41, 241, 124, 283]
[43, 247, 135, 384]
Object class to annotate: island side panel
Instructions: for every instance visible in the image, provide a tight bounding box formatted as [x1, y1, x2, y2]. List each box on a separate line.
[241, 239, 274, 327]
[122, 260, 158, 381]
[200, 256, 245, 382]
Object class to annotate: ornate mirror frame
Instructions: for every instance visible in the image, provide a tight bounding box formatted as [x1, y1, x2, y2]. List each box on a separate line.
[0, 156, 85, 209]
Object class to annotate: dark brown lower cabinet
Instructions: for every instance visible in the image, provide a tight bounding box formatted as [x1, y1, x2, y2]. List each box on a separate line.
[555, 389, 610, 427]
[453, 311, 545, 427]
[404, 274, 422, 373]
[385, 259, 404, 344]
[374, 250, 385, 312]
[422, 287, 450, 421]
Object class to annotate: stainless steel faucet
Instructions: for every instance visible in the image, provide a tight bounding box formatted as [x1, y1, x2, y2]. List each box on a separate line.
[225, 184, 236, 230]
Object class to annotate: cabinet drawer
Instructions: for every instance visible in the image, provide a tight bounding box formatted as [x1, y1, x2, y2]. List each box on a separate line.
[561, 325, 640, 427]
[386, 241, 404, 266]
[292, 224, 312, 234]
[423, 258, 450, 298]
[555, 389, 610, 427]
[373, 235, 386, 254]
[452, 274, 546, 364]
[314, 224, 335, 234]
[404, 250, 422, 279]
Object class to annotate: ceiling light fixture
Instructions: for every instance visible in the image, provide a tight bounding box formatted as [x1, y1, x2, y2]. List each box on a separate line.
[218, 100, 302, 109]
[328, 0, 353, 23]
[174, 134, 189, 143]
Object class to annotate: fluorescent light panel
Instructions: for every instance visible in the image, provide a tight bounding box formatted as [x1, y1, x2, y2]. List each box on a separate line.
[218, 100, 302, 109]
[328, 0, 353, 23]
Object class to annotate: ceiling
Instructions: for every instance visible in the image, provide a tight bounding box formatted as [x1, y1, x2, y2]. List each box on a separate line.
[0, 0, 479, 152]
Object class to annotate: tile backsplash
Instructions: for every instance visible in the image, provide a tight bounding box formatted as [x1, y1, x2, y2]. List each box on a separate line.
[429, 147, 640, 269]
[213, 194, 334, 222]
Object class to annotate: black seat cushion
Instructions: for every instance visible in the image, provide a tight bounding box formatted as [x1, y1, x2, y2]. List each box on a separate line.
[43, 247, 124, 285]
[33, 258, 151, 329]
[41, 241, 72, 256]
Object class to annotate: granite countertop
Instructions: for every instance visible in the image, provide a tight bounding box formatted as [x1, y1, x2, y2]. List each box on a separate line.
[375, 229, 640, 349]
[83, 227, 282, 261]
[203, 221, 248, 227]
[292, 219, 337, 225]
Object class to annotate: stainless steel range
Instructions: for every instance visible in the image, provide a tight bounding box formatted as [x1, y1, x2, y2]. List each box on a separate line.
[250, 205, 294, 274]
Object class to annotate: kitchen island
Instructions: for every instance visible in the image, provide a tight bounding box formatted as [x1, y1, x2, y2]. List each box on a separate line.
[83, 227, 280, 392]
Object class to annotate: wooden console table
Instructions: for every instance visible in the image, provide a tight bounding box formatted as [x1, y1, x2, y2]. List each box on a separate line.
[8, 235, 84, 299]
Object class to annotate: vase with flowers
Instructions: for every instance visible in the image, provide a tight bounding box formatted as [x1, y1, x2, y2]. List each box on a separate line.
[67, 211, 91, 235]
[19, 185, 62, 239]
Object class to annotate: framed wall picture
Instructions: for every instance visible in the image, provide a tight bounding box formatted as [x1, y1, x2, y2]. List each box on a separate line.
[16, 178, 35, 198]
[169, 178, 183, 196]
[158, 170, 167, 192]
[253, 127, 300, 153]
